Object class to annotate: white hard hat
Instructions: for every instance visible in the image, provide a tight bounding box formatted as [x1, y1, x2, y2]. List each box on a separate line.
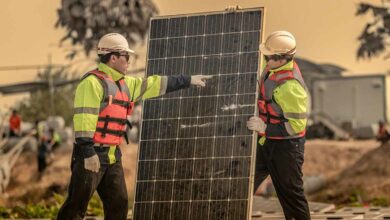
[260, 31, 296, 56]
[97, 33, 135, 55]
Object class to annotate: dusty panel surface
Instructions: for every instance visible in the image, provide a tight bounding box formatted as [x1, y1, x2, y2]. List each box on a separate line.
[134, 8, 263, 220]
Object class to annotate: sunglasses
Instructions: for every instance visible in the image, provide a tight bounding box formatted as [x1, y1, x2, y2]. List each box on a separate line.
[115, 53, 130, 62]
[120, 54, 130, 62]
[264, 55, 279, 62]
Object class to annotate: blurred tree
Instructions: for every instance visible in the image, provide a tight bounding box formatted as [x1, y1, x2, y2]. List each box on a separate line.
[17, 66, 77, 125]
[356, 1, 390, 59]
[55, 0, 158, 59]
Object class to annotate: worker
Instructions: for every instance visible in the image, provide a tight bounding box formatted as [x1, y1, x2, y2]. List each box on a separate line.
[377, 120, 390, 145]
[9, 109, 21, 137]
[34, 120, 45, 174]
[37, 130, 49, 175]
[57, 33, 212, 220]
[246, 31, 311, 220]
[33, 120, 44, 142]
[36, 124, 60, 175]
[48, 127, 62, 151]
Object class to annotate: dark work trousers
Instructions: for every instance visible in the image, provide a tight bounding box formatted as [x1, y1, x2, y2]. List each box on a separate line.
[37, 142, 48, 173]
[253, 137, 310, 220]
[57, 146, 128, 220]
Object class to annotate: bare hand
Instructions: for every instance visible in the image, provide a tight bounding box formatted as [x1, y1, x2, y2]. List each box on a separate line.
[191, 75, 213, 87]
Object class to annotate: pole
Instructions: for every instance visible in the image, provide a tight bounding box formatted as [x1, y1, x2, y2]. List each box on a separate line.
[48, 54, 55, 116]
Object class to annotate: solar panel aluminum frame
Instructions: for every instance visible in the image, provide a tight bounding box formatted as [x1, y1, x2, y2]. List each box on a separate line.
[133, 7, 265, 220]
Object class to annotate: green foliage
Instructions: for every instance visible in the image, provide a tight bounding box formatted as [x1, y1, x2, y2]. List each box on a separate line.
[11, 204, 59, 219]
[0, 192, 138, 218]
[0, 206, 11, 218]
[0, 193, 107, 219]
[53, 192, 65, 205]
[86, 194, 104, 217]
[344, 189, 390, 207]
[17, 66, 77, 126]
[55, 0, 158, 59]
[347, 189, 364, 207]
[356, 1, 390, 59]
[371, 197, 390, 207]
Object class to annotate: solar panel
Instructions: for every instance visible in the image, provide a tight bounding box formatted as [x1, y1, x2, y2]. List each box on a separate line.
[133, 8, 264, 220]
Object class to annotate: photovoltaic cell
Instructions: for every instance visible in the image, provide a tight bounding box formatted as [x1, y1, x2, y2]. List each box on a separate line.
[134, 8, 264, 220]
[187, 16, 205, 36]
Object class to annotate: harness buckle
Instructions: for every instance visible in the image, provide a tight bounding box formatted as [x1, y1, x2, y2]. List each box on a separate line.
[101, 115, 110, 137]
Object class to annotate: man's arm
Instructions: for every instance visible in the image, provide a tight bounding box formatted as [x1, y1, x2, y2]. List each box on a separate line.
[126, 74, 211, 101]
[272, 79, 309, 135]
[73, 75, 103, 158]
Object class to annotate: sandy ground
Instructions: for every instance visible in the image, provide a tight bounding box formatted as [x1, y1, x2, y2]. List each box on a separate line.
[311, 141, 390, 204]
[303, 139, 378, 178]
[0, 139, 383, 207]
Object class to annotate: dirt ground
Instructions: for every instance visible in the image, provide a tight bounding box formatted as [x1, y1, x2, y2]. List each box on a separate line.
[0, 142, 140, 207]
[303, 139, 378, 178]
[0, 139, 385, 207]
[310, 140, 390, 204]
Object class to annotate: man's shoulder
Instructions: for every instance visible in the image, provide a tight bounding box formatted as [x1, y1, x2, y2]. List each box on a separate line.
[275, 79, 307, 96]
[76, 73, 104, 94]
[122, 75, 145, 85]
[79, 72, 103, 85]
[282, 78, 305, 88]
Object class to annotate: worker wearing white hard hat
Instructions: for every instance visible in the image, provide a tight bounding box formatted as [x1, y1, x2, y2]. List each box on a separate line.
[259, 30, 297, 56]
[57, 33, 212, 220]
[247, 31, 311, 220]
[97, 33, 135, 55]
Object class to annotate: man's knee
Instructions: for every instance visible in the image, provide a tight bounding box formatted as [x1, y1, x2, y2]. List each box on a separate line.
[119, 195, 129, 213]
[116, 194, 128, 207]
[104, 193, 128, 210]
[103, 195, 129, 220]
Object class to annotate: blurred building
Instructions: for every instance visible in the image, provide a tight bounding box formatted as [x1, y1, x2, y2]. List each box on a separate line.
[296, 57, 388, 139]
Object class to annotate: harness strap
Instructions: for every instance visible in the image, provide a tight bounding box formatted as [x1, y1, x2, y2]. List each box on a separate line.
[101, 115, 110, 137]
[98, 117, 127, 125]
[96, 127, 125, 137]
[259, 113, 287, 121]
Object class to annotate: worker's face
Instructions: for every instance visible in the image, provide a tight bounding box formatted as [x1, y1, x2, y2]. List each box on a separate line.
[109, 53, 130, 74]
[264, 55, 288, 69]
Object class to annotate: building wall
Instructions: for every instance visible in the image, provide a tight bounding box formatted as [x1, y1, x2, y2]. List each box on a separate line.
[385, 74, 390, 123]
[312, 75, 386, 128]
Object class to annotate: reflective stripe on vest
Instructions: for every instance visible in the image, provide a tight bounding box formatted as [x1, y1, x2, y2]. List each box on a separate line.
[258, 62, 308, 139]
[81, 69, 134, 145]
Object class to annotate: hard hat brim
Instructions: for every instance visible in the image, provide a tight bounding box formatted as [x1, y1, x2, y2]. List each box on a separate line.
[124, 48, 136, 54]
[259, 43, 275, 56]
[97, 48, 135, 55]
[260, 43, 296, 56]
